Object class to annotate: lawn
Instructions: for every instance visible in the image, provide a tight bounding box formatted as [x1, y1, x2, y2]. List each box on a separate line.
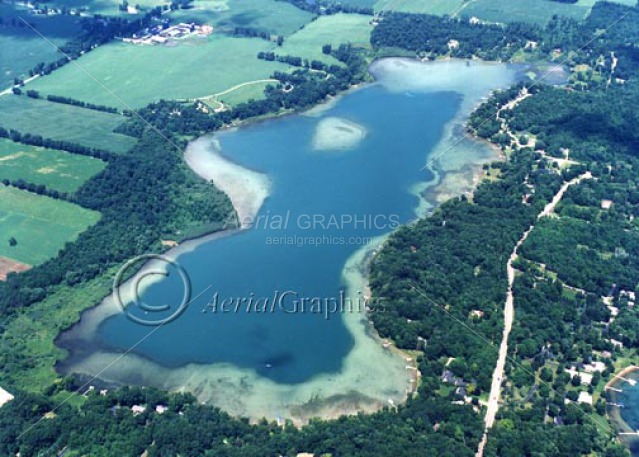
[0, 138, 106, 193]
[0, 96, 136, 153]
[216, 80, 275, 106]
[28, 35, 291, 108]
[0, 184, 100, 265]
[0, 4, 83, 88]
[272, 13, 374, 65]
[171, 0, 315, 37]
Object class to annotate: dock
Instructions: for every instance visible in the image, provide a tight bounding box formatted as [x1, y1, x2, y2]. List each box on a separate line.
[605, 385, 623, 393]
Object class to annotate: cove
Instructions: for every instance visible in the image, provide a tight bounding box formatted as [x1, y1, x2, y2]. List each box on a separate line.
[57, 59, 528, 422]
[607, 369, 639, 456]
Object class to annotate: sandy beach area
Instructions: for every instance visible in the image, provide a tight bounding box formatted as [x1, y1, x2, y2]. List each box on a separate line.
[185, 135, 271, 227]
[57, 57, 520, 425]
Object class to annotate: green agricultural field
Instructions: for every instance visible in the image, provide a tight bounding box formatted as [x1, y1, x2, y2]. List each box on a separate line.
[171, 0, 315, 36]
[273, 13, 374, 65]
[374, 0, 464, 15]
[0, 138, 105, 193]
[0, 184, 100, 265]
[28, 35, 290, 108]
[373, 0, 638, 24]
[0, 4, 83, 88]
[45, 0, 168, 16]
[0, 96, 136, 153]
[463, 0, 592, 25]
[43, 0, 315, 34]
[339, 0, 377, 8]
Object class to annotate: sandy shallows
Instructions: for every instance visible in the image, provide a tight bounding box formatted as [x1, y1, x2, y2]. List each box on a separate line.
[312, 117, 367, 151]
[184, 135, 271, 227]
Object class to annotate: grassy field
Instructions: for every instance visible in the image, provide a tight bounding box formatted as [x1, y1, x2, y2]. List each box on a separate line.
[375, 0, 464, 15]
[0, 184, 100, 265]
[0, 138, 105, 193]
[42, 0, 314, 35]
[215, 80, 276, 106]
[273, 14, 374, 65]
[463, 0, 591, 25]
[371, 0, 638, 24]
[28, 35, 291, 108]
[42, 0, 169, 16]
[0, 4, 83, 88]
[0, 96, 136, 153]
[171, 0, 315, 36]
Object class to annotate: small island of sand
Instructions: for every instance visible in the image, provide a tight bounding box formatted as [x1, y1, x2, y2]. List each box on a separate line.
[312, 117, 367, 151]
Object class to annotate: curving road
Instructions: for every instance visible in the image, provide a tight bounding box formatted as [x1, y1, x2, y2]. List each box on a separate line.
[476, 171, 592, 457]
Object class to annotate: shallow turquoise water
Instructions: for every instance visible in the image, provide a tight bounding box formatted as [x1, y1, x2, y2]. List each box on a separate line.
[57, 61, 531, 403]
[610, 372, 639, 455]
[62, 86, 457, 383]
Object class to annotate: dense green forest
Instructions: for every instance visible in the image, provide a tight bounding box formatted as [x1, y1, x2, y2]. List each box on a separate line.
[2, 1, 639, 456]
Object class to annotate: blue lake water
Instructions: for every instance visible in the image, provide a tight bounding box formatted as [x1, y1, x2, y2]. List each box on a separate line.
[609, 372, 639, 456]
[88, 87, 455, 383]
[57, 59, 530, 418]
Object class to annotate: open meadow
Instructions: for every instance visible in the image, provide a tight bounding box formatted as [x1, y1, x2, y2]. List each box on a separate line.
[41, 0, 314, 35]
[273, 13, 373, 65]
[462, 0, 592, 25]
[213, 79, 275, 106]
[0, 96, 136, 153]
[0, 138, 105, 193]
[374, 0, 464, 15]
[0, 184, 100, 265]
[0, 3, 82, 88]
[171, 0, 315, 36]
[28, 35, 291, 108]
[372, 0, 638, 24]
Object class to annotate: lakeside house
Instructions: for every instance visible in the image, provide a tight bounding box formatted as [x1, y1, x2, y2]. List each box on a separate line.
[0, 386, 14, 408]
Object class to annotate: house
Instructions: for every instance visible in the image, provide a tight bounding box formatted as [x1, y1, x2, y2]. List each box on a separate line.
[578, 391, 593, 405]
[565, 367, 592, 385]
[601, 199, 613, 209]
[610, 338, 624, 349]
[455, 386, 467, 397]
[441, 370, 456, 384]
[155, 405, 169, 414]
[621, 290, 636, 301]
[583, 361, 606, 373]
[131, 405, 146, 415]
[0, 386, 14, 408]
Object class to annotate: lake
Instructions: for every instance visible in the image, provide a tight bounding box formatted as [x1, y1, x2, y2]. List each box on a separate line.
[57, 59, 530, 422]
[607, 369, 639, 456]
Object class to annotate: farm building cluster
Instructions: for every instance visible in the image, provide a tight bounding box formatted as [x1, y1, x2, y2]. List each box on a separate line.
[123, 22, 213, 45]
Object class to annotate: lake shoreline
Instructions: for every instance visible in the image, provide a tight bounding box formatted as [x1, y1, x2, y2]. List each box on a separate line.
[607, 365, 639, 451]
[55, 57, 520, 425]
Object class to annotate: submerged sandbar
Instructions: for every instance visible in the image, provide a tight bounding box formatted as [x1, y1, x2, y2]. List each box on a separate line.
[57, 58, 520, 424]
